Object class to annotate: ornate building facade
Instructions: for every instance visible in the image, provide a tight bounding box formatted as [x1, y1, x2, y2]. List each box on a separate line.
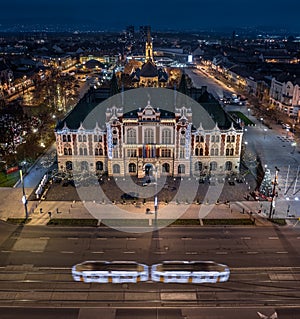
[55, 90, 243, 178]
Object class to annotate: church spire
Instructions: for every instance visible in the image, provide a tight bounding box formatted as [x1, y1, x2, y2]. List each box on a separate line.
[145, 26, 153, 62]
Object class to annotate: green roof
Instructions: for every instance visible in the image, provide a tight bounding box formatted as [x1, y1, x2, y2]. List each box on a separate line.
[56, 87, 235, 131]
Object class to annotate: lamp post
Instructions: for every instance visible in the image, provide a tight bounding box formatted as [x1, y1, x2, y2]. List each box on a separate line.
[154, 164, 158, 221]
[263, 128, 267, 139]
[260, 117, 263, 128]
[20, 170, 28, 219]
[247, 108, 250, 117]
[269, 166, 280, 219]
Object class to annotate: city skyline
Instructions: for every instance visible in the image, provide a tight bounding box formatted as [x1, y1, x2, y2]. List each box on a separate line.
[1, 0, 299, 32]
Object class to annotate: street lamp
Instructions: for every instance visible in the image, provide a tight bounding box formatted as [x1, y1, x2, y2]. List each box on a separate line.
[247, 108, 250, 117]
[154, 164, 158, 221]
[269, 166, 280, 219]
[263, 128, 268, 139]
[20, 170, 28, 219]
[260, 117, 263, 128]
[291, 142, 297, 154]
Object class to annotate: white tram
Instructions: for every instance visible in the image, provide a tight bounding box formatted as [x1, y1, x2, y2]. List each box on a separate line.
[72, 261, 149, 283]
[151, 261, 230, 283]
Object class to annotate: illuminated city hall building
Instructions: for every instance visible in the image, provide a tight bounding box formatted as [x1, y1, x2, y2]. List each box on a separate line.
[55, 88, 243, 178]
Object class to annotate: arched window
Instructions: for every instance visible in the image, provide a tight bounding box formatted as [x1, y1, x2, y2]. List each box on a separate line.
[225, 161, 233, 171]
[180, 136, 185, 146]
[113, 164, 120, 174]
[195, 135, 200, 143]
[215, 135, 220, 142]
[194, 161, 202, 172]
[113, 137, 118, 145]
[66, 161, 73, 171]
[178, 164, 185, 174]
[226, 148, 229, 156]
[67, 135, 71, 142]
[195, 148, 199, 156]
[230, 148, 234, 156]
[200, 148, 204, 156]
[94, 135, 102, 142]
[210, 161, 217, 171]
[214, 148, 218, 156]
[162, 163, 170, 173]
[144, 128, 154, 144]
[83, 148, 88, 155]
[162, 128, 171, 144]
[127, 129, 136, 144]
[96, 161, 103, 171]
[211, 135, 215, 142]
[63, 135, 67, 142]
[64, 148, 68, 155]
[68, 148, 72, 155]
[95, 148, 103, 156]
[83, 135, 87, 142]
[211, 148, 215, 156]
[200, 136, 204, 142]
[78, 135, 82, 142]
[129, 163, 136, 173]
[79, 148, 83, 155]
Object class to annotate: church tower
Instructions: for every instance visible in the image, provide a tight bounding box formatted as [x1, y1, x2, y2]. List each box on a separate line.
[145, 27, 153, 62]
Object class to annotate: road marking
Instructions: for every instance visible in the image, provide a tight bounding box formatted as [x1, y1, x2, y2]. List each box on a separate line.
[91, 251, 104, 254]
[61, 251, 74, 254]
[241, 237, 251, 240]
[68, 237, 78, 240]
[123, 251, 135, 254]
[247, 251, 258, 254]
[126, 237, 136, 240]
[268, 237, 279, 240]
[97, 238, 107, 240]
[276, 251, 288, 254]
[186, 252, 197, 255]
[31, 251, 43, 253]
[216, 252, 228, 255]
[1, 250, 11, 253]
[39, 237, 50, 240]
[181, 237, 192, 240]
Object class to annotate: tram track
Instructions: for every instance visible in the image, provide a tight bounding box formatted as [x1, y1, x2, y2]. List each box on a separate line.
[0, 267, 299, 307]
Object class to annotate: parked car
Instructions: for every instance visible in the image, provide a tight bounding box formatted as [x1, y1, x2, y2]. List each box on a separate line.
[282, 123, 291, 129]
[121, 192, 139, 200]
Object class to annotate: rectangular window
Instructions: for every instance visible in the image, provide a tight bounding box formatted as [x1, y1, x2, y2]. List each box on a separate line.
[127, 149, 137, 157]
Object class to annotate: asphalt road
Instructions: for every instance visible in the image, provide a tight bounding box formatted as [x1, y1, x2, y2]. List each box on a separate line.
[0, 222, 300, 318]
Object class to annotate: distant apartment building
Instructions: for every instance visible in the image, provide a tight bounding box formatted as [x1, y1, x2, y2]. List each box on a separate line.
[269, 74, 300, 119]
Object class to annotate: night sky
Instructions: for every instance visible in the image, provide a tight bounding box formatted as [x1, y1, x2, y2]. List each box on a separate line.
[1, 0, 299, 31]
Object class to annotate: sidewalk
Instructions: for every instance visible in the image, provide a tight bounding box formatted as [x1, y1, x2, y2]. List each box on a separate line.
[23, 199, 273, 226]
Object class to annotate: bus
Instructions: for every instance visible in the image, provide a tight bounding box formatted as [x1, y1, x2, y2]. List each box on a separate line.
[151, 261, 230, 283]
[72, 261, 149, 283]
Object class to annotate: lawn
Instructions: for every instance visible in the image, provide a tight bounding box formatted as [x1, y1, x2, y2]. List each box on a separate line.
[0, 171, 20, 187]
[229, 111, 255, 126]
